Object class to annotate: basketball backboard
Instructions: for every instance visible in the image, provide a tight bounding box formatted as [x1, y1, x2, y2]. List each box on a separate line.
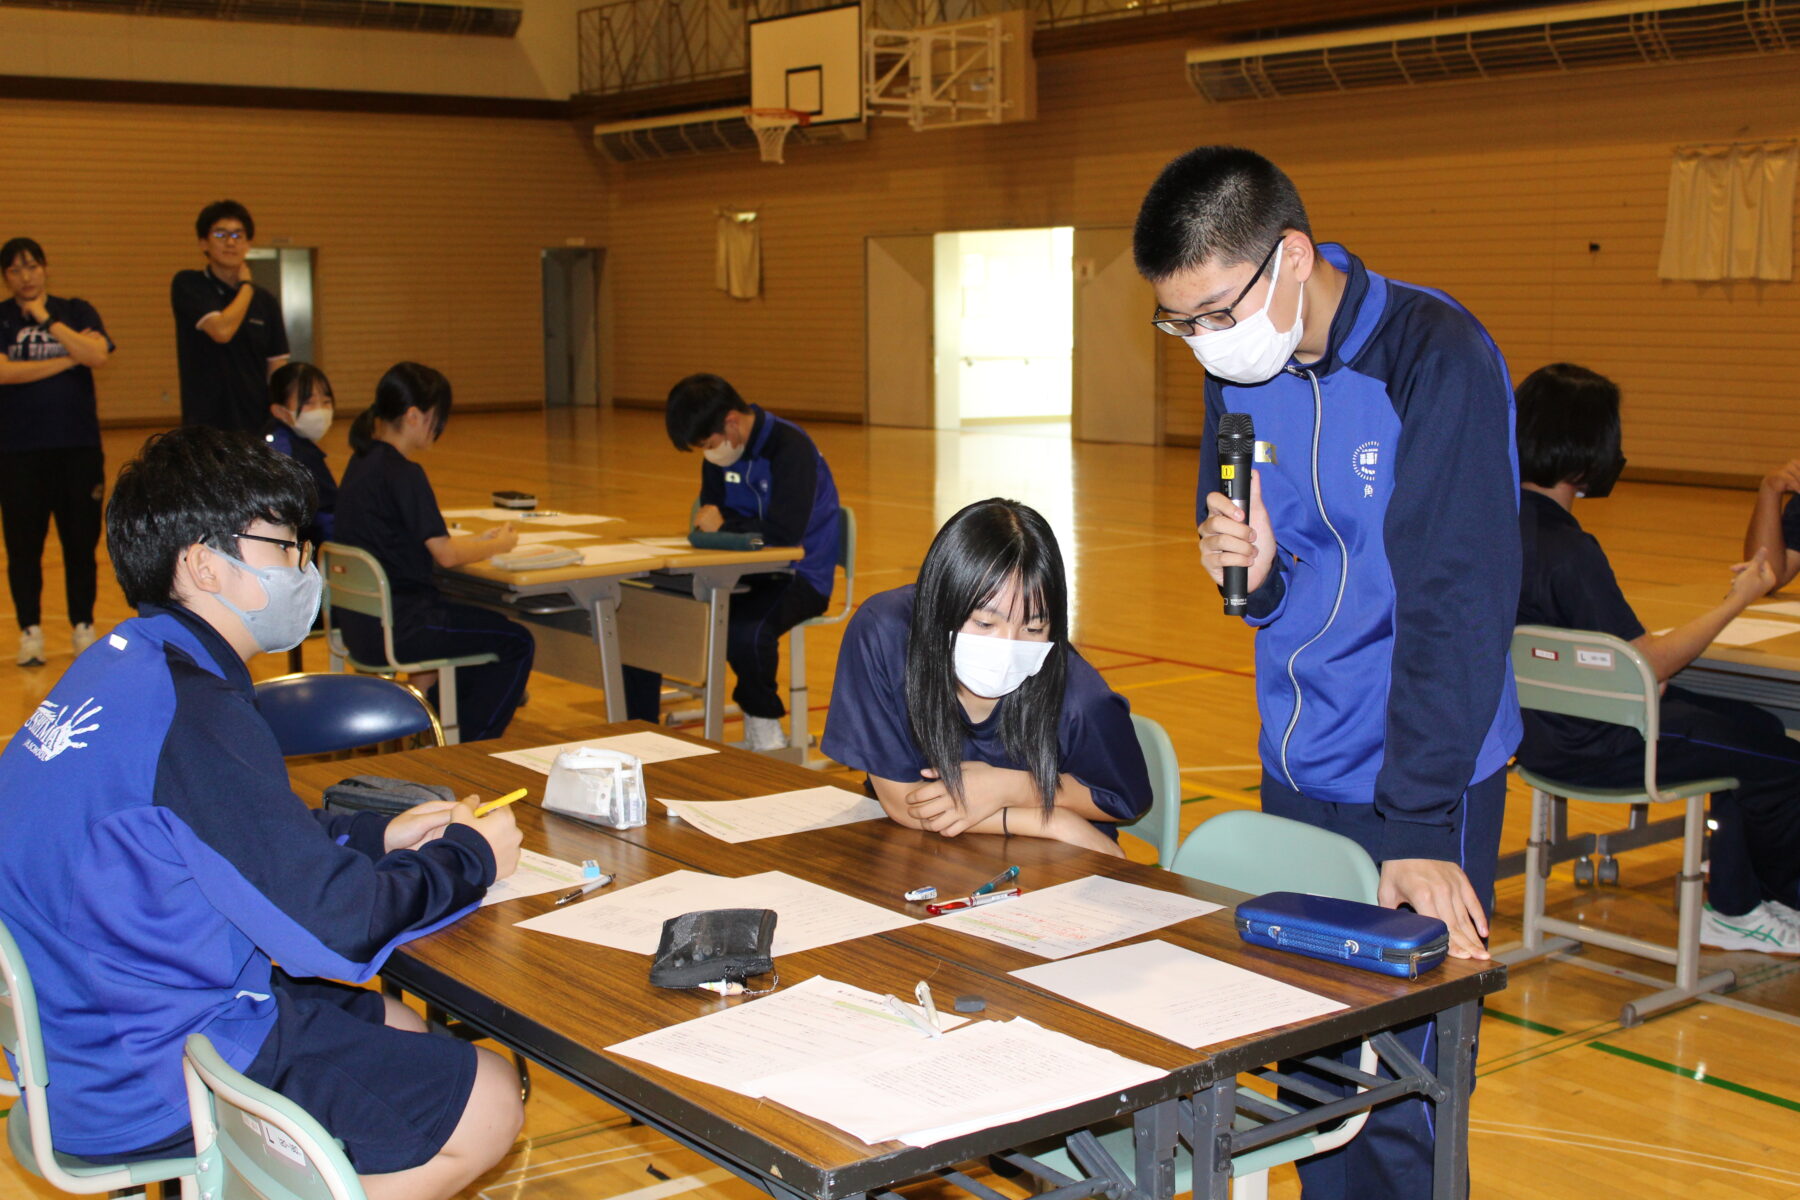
[749, 3, 864, 125]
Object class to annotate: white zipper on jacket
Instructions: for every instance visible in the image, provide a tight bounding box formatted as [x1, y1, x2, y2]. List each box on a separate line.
[1278, 367, 1350, 792]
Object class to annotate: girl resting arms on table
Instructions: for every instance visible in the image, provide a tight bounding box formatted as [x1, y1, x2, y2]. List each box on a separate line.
[822, 498, 1151, 856]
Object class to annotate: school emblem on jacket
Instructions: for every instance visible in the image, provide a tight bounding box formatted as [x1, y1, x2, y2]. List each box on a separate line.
[1353, 441, 1381, 497]
[22, 697, 103, 762]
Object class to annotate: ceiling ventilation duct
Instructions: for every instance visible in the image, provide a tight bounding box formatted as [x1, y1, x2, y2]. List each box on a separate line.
[593, 107, 866, 163]
[1187, 0, 1800, 102]
[0, 0, 522, 35]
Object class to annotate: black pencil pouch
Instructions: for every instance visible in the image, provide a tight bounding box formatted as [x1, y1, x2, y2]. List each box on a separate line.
[1235, 891, 1450, 979]
[649, 908, 777, 989]
[322, 776, 457, 817]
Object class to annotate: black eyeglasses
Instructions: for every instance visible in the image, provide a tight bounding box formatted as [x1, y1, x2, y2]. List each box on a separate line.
[1151, 239, 1284, 336]
[233, 532, 312, 563]
[208, 230, 247, 243]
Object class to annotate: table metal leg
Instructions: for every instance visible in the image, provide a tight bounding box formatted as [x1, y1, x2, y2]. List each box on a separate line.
[701, 579, 730, 742]
[1194, 1079, 1236, 1200]
[581, 581, 627, 723]
[1432, 999, 1477, 1200]
[1131, 1099, 1180, 1200]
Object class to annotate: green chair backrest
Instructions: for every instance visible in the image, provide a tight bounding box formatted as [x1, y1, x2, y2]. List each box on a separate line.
[319, 543, 392, 624]
[834, 507, 858, 612]
[0, 917, 48, 1095]
[1122, 713, 1181, 868]
[1169, 809, 1380, 903]
[1511, 625, 1659, 740]
[184, 1034, 366, 1200]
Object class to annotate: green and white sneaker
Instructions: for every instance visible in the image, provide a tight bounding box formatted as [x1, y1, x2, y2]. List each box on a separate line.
[1700, 902, 1800, 955]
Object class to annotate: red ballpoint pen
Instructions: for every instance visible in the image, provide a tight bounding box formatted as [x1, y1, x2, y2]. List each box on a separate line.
[926, 887, 1022, 916]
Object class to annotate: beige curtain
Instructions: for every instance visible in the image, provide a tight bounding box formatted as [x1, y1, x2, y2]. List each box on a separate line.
[1658, 142, 1796, 282]
[715, 211, 762, 299]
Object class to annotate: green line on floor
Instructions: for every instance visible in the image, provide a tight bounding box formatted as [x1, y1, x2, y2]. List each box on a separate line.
[1181, 793, 1214, 805]
[1481, 1008, 1566, 1037]
[1590, 1042, 1800, 1114]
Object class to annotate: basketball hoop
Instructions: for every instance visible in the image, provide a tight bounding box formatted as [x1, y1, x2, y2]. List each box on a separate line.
[746, 108, 810, 164]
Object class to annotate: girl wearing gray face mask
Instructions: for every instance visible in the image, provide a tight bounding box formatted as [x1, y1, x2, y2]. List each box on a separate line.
[818, 498, 1155, 856]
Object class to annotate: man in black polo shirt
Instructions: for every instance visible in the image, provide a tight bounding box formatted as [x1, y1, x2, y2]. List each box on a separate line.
[171, 200, 289, 433]
[0, 237, 114, 668]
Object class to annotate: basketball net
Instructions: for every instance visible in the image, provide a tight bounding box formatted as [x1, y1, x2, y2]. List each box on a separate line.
[746, 108, 809, 164]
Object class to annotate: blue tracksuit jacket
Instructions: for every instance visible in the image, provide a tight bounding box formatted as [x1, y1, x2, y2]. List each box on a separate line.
[1197, 243, 1522, 862]
[700, 405, 841, 597]
[0, 604, 493, 1157]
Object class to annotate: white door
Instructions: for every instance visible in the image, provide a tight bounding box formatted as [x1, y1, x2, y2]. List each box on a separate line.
[1073, 227, 1159, 445]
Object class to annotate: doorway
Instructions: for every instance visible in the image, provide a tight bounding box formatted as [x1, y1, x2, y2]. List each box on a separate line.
[541, 248, 601, 408]
[933, 227, 1072, 432]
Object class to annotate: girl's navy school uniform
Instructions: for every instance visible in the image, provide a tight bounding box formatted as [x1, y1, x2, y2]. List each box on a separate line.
[332, 440, 534, 742]
[820, 585, 1153, 833]
[261, 419, 337, 547]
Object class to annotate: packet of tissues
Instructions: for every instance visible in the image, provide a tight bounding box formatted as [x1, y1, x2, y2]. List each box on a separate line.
[542, 746, 647, 829]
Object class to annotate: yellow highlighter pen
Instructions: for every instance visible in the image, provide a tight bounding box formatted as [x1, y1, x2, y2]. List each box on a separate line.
[473, 788, 528, 817]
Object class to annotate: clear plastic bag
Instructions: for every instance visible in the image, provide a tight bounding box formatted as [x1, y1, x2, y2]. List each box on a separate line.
[542, 746, 647, 829]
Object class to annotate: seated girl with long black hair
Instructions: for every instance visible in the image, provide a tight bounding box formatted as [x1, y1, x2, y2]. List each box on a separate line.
[821, 498, 1151, 856]
[333, 362, 535, 742]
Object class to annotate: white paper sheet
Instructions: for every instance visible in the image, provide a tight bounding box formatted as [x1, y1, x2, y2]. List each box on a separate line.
[578, 543, 666, 567]
[1010, 939, 1345, 1048]
[1752, 601, 1800, 619]
[928, 875, 1222, 959]
[479, 849, 590, 908]
[657, 787, 884, 843]
[515, 530, 592, 545]
[754, 1017, 1167, 1147]
[513, 869, 914, 957]
[607, 975, 966, 1097]
[633, 536, 697, 550]
[1712, 616, 1800, 647]
[489, 732, 717, 775]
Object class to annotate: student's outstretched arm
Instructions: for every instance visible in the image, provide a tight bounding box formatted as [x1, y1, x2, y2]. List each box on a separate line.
[1744, 460, 1800, 590]
[1633, 550, 1776, 682]
[427, 523, 518, 567]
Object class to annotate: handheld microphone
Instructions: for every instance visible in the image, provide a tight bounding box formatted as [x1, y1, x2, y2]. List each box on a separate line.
[1216, 412, 1256, 616]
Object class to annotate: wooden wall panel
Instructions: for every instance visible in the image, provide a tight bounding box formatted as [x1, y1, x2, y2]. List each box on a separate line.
[11, 100, 606, 425]
[602, 43, 1800, 476]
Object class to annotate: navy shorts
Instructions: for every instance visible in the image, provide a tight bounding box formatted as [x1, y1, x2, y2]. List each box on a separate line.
[93, 971, 477, 1176]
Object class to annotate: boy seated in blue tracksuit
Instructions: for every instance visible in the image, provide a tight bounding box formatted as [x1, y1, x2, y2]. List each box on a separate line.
[0, 427, 524, 1200]
[1135, 146, 1521, 1200]
[632, 373, 840, 752]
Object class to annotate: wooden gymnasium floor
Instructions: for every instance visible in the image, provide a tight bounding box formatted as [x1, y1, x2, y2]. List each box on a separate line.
[2, 407, 1797, 1199]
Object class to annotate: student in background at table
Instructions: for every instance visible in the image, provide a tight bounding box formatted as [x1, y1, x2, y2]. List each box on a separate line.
[822, 498, 1151, 856]
[1743, 454, 1800, 589]
[657, 373, 841, 752]
[334, 362, 534, 741]
[1516, 363, 1800, 954]
[0, 426, 523, 1200]
[262, 361, 337, 550]
[0, 236, 113, 667]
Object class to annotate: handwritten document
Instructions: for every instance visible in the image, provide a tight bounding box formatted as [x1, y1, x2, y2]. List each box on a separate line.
[929, 875, 1222, 959]
[755, 1017, 1167, 1147]
[658, 787, 885, 843]
[490, 732, 717, 776]
[1011, 939, 1345, 1048]
[514, 869, 913, 957]
[479, 849, 589, 908]
[608, 975, 966, 1097]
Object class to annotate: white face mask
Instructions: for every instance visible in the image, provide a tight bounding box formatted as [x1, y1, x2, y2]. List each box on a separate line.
[1181, 245, 1305, 385]
[292, 408, 333, 442]
[952, 631, 1054, 700]
[702, 439, 744, 468]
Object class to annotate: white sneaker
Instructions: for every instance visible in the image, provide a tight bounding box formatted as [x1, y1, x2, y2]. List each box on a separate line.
[732, 714, 788, 753]
[1700, 902, 1800, 955]
[17, 626, 44, 667]
[71, 623, 97, 655]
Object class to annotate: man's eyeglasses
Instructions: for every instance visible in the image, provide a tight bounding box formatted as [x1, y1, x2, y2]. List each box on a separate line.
[1151, 239, 1284, 336]
[208, 230, 248, 243]
[234, 532, 311, 563]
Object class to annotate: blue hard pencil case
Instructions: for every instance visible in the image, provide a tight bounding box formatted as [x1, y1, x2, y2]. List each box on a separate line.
[1235, 891, 1450, 979]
